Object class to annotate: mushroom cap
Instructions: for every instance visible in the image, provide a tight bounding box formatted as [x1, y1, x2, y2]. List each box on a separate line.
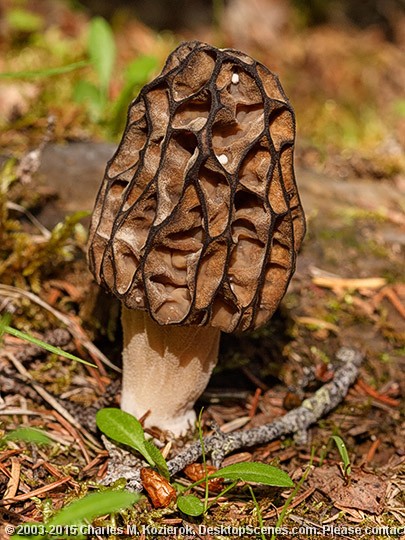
[88, 41, 306, 333]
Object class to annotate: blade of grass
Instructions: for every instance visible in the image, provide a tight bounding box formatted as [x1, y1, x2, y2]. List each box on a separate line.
[0, 313, 12, 340]
[0, 61, 89, 79]
[248, 486, 266, 540]
[3, 324, 96, 367]
[197, 408, 209, 512]
[206, 480, 238, 512]
[330, 435, 351, 477]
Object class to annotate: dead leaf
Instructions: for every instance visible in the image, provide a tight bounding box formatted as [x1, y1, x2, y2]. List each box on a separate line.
[309, 466, 386, 514]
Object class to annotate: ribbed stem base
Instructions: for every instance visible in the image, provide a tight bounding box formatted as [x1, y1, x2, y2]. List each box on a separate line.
[120, 307, 221, 436]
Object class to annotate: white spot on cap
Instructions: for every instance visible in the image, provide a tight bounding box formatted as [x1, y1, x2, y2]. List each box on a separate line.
[135, 296, 142, 304]
[218, 154, 228, 165]
[231, 73, 239, 84]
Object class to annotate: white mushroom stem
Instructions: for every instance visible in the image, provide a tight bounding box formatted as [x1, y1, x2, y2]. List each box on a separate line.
[120, 306, 221, 436]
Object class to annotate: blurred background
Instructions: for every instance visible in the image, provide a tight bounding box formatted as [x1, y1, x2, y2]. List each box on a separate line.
[1, 0, 405, 180]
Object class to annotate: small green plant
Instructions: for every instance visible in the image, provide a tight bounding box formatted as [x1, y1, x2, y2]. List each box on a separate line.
[73, 16, 157, 133]
[96, 408, 169, 479]
[0, 314, 95, 367]
[0, 15, 157, 138]
[176, 411, 294, 517]
[177, 461, 294, 518]
[11, 490, 140, 540]
[73, 17, 115, 120]
[96, 407, 294, 519]
[330, 435, 351, 479]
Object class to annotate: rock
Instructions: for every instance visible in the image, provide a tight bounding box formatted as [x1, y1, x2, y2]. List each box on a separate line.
[36, 142, 116, 227]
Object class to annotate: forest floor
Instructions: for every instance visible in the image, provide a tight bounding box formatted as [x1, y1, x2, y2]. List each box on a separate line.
[0, 1, 404, 539]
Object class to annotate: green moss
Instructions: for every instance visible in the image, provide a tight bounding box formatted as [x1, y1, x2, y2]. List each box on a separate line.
[0, 161, 88, 289]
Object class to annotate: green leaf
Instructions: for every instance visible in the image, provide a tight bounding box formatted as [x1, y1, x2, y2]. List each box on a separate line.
[209, 462, 294, 488]
[3, 325, 96, 367]
[125, 55, 157, 86]
[73, 80, 105, 118]
[96, 408, 154, 467]
[143, 439, 170, 480]
[3, 427, 52, 446]
[96, 409, 170, 474]
[177, 494, 205, 517]
[0, 61, 89, 80]
[48, 490, 139, 526]
[109, 55, 157, 136]
[73, 80, 102, 104]
[88, 16, 116, 92]
[96, 408, 145, 447]
[11, 491, 140, 540]
[330, 435, 351, 476]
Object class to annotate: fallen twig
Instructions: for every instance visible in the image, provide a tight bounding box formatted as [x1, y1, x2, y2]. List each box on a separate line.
[373, 285, 405, 320]
[102, 347, 364, 491]
[6, 202, 51, 239]
[312, 276, 386, 291]
[0, 476, 71, 505]
[3, 458, 21, 508]
[355, 378, 401, 408]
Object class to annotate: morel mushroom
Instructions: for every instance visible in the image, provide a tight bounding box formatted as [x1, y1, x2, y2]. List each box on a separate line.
[88, 41, 305, 436]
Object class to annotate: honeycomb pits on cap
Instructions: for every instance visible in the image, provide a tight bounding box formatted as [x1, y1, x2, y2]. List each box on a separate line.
[88, 40, 305, 333]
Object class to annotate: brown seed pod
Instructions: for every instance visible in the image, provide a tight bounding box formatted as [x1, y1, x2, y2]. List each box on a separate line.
[183, 463, 224, 493]
[88, 40, 305, 333]
[140, 467, 177, 508]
